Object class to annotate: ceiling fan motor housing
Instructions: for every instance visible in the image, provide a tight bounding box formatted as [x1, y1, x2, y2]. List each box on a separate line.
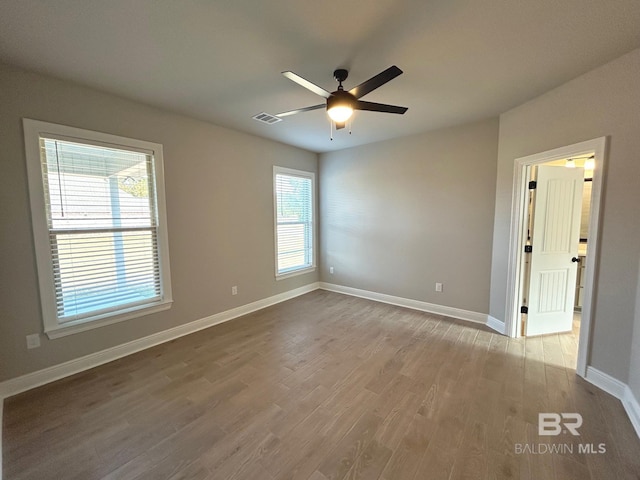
[327, 89, 356, 111]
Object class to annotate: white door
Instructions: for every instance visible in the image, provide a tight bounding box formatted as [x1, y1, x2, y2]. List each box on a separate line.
[526, 165, 584, 336]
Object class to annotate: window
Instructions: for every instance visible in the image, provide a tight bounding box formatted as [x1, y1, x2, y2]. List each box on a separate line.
[273, 166, 315, 278]
[24, 119, 172, 338]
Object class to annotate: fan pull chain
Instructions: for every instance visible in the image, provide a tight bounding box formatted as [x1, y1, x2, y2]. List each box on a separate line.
[329, 119, 333, 141]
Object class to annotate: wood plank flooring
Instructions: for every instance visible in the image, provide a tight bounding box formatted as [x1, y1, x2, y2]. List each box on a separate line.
[3, 291, 640, 479]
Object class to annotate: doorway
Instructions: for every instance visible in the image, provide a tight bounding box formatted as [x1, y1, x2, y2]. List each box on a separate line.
[520, 160, 588, 337]
[504, 137, 607, 377]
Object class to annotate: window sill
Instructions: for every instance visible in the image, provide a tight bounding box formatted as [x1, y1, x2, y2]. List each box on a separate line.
[276, 266, 316, 281]
[45, 300, 173, 339]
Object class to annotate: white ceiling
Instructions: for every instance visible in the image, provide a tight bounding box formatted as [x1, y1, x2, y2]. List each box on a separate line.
[1, 1, 640, 153]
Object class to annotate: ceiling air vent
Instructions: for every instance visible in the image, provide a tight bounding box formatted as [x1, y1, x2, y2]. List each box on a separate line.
[252, 112, 282, 125]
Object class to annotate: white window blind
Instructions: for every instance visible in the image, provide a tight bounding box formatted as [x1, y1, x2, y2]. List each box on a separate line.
[24, 119, 172, 337]
[42, 138, 161, 322]
[274, 167, 315, 276]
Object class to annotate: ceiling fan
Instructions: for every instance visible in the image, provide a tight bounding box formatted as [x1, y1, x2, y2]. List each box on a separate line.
[276, 66, 408, 130]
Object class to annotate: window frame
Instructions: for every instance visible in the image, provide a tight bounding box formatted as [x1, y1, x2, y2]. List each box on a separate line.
[273, 166, 316, 279]
[23, 119, 173, 339]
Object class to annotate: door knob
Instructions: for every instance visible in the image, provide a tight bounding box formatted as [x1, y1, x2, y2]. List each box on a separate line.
[571, 257, 581, 263]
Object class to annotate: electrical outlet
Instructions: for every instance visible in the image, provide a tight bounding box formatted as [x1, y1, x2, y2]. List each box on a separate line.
[231, 286, 238, 295]
[329, 266, 334, 274]
[435, 282, 443, 292]
[26, 333, 40, 349]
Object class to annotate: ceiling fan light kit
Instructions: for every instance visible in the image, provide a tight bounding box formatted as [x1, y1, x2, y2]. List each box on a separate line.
[326, 94, 355, 123]
[274, 65, 408, 135]
[327, 104, 353, 122]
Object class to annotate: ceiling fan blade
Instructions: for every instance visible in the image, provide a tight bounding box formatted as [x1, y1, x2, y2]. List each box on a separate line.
[354, 100, 408, 114]
[348, 65, 403, 99]
[335, 121, 346, 130]
[282, 71, 331, 98]
[276, 104, 325, 117]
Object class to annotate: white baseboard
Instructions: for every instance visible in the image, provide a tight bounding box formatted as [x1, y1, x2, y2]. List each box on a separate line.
[585, 366, 627, 398]
[585, 366, 640, 439]
[319, 282, 488, 325]
[486, 315, 505, 334]
[0, 282, 320, 400]
[622, 385, 640, 439]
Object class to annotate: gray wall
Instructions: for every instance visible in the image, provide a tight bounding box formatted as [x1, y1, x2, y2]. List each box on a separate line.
[3, 47, 639, 399]
[0, 64, 318, 382]
[489, 48, 640, 383]
[319, 118, 499, 314]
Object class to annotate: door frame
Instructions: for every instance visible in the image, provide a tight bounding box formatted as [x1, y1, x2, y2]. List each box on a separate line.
[504, 137, 607, 377]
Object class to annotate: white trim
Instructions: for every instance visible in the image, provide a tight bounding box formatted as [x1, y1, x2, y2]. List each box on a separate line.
[585, 366, 640, 440]
[504, 137, 607, 378]
[0, 282, 319, 399]
[46, 301, 172, 339]
[585, 366, 626, 398]
[275, 266, 316, 281]
[273, 166, 317, 279]
[22, 118, 173, 338]
[622, 386, 640, 439]
[319, 282, 488, 325]
[486, 315, 506, 334]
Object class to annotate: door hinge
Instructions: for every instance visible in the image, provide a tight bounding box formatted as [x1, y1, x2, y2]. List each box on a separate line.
[524, 245, 533, 253]
[521, 306, 529, 314]
[528, 180, 537, 189]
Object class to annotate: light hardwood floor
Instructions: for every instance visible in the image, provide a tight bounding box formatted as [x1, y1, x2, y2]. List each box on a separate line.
[3, 291, 640, 479]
